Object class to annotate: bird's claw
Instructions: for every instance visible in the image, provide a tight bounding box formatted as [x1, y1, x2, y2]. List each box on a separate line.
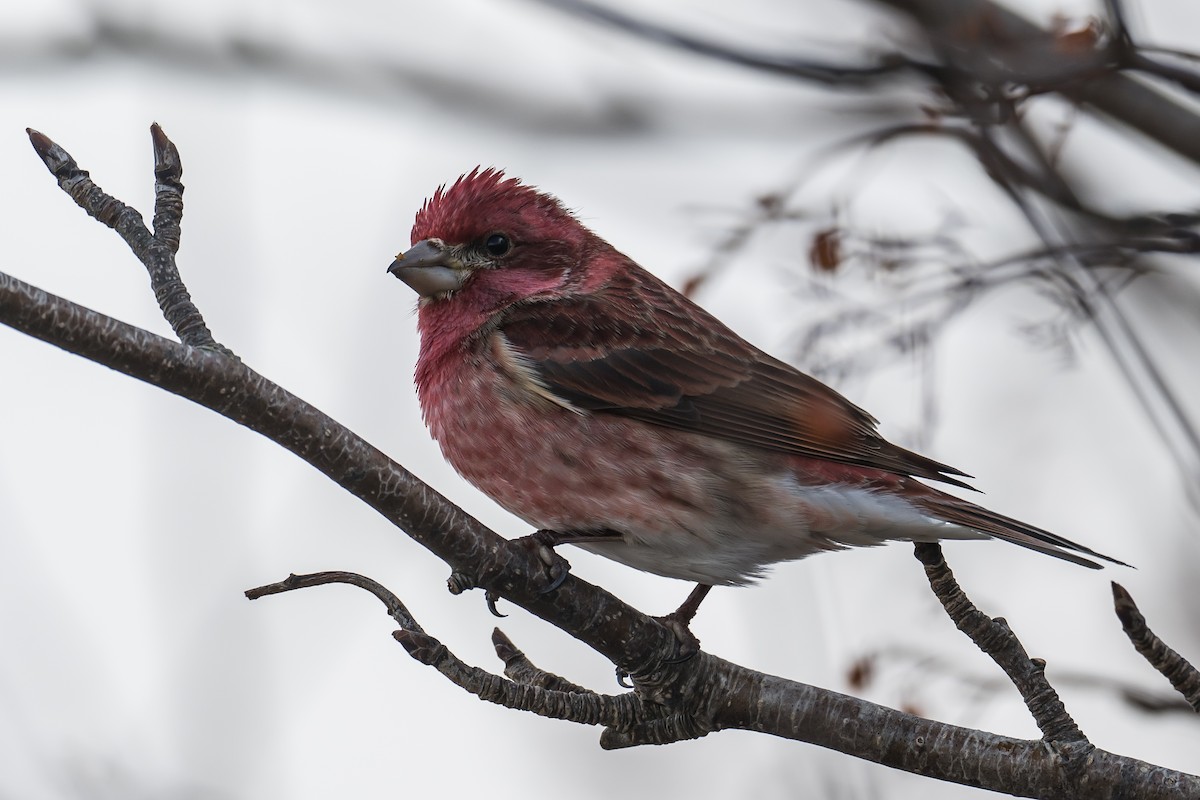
[485, 590, 507, 618]
[538, 561, 570, 594]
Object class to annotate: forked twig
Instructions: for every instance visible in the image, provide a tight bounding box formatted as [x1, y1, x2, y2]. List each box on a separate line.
[26, 126, 229, 354]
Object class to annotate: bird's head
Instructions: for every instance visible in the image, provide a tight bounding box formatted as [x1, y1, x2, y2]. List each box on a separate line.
[389, 169, 594, 313]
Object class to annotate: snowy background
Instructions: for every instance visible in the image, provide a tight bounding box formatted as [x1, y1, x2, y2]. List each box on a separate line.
[2, 1, 1199, 798]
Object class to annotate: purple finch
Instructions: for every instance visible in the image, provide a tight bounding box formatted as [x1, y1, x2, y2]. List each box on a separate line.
[389, 169, 1123, 612]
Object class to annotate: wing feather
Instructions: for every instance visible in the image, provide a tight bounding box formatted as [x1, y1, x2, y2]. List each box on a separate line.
[906, 489, 1130, 568]
[498, 268, 973, 488]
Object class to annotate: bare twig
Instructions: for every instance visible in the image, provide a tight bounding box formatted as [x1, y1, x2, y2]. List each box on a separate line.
[150, 122, 185, 256]
[246, 570, 427, 633]
[394, 626, 659, 731]
[247, 571, 655, 730]
[1112, 583, 1200, 712]
[492, 628, 595, 694]
[26, 126, 227, 354]
[913, 543, 1090, 749]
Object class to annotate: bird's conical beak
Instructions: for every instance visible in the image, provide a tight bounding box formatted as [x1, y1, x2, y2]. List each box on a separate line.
[388, 239, 467, 297]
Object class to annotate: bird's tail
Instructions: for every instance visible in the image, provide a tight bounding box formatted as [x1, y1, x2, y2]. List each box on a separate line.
[906, 487, 1130, 569]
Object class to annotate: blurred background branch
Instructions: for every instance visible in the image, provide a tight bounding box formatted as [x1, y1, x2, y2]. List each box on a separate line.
[542, 0, 1200, 508]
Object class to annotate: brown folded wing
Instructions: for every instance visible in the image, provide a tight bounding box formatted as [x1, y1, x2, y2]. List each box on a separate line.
[497, 267, 975, 489]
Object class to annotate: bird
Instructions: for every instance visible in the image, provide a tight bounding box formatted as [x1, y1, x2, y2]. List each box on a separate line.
[388, 168, 1125, 627]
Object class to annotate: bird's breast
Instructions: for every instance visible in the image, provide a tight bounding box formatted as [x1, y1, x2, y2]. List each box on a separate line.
[412, 339, 959, 585]
[416, 342, 792, 563]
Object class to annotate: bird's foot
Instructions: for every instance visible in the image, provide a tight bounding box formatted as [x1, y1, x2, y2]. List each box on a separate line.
[616, 595, 706, 686]
[654, 584, 713, 663]
[454, 528, 623, 618]
[511, 529, 576, 596]
[653, 616, 701, 663]
[511, 528, 625, 596]
[448, 529, 584, 617]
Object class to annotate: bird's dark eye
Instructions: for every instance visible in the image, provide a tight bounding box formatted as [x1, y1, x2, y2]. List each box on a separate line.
[484, 233, 511, 257]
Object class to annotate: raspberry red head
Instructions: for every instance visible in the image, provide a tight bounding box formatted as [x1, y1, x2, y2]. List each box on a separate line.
[410, 167, 574, 246]
[389, 168, 595, 305]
